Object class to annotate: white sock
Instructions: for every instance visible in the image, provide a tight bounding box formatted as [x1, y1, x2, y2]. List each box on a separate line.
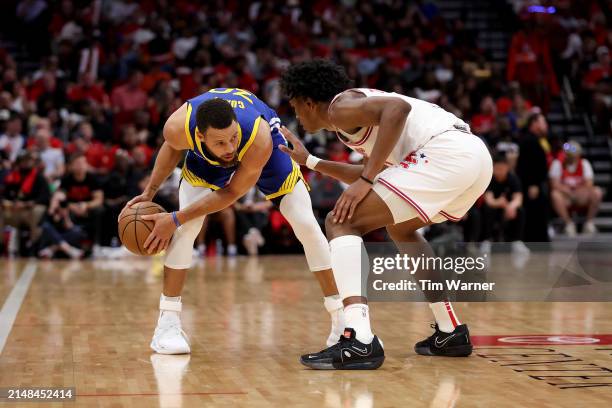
[344, 304, 374, 344]
[330, 235, 364, 299]
[430, 301, 460, 333]
[159, 294, 181, 324]
[324, 295, 345, 339]
[329, 235, 373, 343]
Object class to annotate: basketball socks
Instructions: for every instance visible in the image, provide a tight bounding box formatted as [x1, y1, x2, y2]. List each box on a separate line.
[329, 235, 376, 344]
[324, 295, 345, 345]
[344, 304, 374, 344]
[429, 301, 460, 333]
[159, 294, 181, 324]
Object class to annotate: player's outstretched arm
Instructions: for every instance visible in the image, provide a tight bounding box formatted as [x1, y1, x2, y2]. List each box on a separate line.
[279, 126, 364, 184]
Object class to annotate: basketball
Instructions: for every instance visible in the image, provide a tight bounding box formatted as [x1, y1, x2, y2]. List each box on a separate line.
[118, 202, 166, 255]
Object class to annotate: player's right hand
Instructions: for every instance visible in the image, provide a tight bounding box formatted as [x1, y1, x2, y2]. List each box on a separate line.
[279, 126, 309, 166]
[119, 192, 155, 222]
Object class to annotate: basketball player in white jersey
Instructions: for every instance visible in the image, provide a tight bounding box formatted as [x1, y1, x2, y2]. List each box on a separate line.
[279, 60, 492, 369]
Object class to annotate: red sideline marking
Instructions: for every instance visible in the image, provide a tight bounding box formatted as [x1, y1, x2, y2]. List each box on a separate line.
[77, 391, 247, 397]
[472, 334, 612, 346]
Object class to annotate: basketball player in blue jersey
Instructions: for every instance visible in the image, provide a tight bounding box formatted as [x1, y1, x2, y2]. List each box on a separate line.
[125, 88, 346, 354]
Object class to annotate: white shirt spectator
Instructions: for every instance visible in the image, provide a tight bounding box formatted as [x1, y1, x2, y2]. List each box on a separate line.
[0, 133, 25, 162]
[549, 158, 594, 188]
[40, 147, 65, 179]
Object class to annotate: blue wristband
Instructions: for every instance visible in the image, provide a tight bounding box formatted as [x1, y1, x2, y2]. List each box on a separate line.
[171, 211, 181, 227]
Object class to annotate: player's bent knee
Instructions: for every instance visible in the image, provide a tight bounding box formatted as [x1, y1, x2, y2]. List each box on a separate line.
[279, 182, 331, 271]
[164, 217, 204, 269]
[324, 211, 365, 239]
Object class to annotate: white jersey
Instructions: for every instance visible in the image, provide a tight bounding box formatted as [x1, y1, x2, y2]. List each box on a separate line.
[330, 88, 470, 165]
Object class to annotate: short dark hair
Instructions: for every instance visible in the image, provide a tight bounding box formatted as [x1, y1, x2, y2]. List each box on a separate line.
[526, 112, 542, 130]
[492, 152, 507, 164]
[280, 59, 351, 102]
[196, 98, 236, 133]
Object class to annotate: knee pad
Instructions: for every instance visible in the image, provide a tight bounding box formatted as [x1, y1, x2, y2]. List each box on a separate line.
[164, 182, 210, 269]
[279, 181, 331, 271]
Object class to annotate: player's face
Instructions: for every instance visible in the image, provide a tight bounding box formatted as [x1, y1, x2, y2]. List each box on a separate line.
[493, 161, 509, 181]
[201, 120, 240, 167]
[289, 98, 323, 132]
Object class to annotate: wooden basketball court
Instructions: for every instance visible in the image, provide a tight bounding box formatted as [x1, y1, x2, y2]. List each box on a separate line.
[1, 255, 611, 407]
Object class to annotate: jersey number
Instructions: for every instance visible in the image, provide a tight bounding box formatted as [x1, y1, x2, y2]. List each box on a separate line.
[209, 88, 254, 104]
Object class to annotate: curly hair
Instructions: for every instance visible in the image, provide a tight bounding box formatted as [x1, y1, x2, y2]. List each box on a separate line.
[280, 59, 351, 102]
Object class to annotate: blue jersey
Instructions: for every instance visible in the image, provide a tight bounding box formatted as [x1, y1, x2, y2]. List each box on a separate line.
[181, 88, 305, 200]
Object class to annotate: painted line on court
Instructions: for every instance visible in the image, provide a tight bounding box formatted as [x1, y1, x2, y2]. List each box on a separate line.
[0, 262, 37, 354]
[76, 391, 248, 397]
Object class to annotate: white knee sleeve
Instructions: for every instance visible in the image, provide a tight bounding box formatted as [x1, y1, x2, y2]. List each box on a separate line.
[164, 182, 211, 269]
[279, 180, 331, 271]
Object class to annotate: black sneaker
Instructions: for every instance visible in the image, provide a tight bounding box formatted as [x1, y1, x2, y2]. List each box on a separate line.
[414, 324, 473, 357]
[300, 328, 385, 370]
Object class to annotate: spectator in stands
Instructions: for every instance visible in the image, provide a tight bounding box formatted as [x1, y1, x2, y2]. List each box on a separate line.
[582, 46, 611, 132]
[33, 127, 65, 183]
[0, 113, 25, 162]
[516, 112, 550, 241]
[111, 69, 147, 114]
[101, 150, 141, 245]
[506, 18, 560, 111]
[38, 193, 85, 259]
[56, 153, 104, 247]
[481, 153, 529, 254]
[471, 95, 498, 141]
[0, 151, 49, 252]
[549, 141, 602, 236]
[67, 72, 110, 111]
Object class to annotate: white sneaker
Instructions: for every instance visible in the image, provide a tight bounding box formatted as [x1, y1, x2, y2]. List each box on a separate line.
[38, 247, 55, 258]
[511, 241, 530, 255]
[243, 232, 258, 256]
[151, 298, 191, 354]
[564, 222, 577, 237]
[65, 246, 84, 259]
[227, 244, 238, 257]
[583, 221, 598, 235]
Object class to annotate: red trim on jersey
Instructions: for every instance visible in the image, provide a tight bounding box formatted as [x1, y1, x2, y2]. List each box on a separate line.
[439, 210, 461, 222]
[377, 178, 432, 223]
[445, 301, 459, 327]
[349, 126, 373, 147]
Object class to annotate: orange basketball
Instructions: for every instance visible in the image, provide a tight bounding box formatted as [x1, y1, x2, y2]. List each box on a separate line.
[118, 201, 166, 255]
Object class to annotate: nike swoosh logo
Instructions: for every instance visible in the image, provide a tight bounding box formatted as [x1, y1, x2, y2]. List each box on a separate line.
[434, 334, 456, 348]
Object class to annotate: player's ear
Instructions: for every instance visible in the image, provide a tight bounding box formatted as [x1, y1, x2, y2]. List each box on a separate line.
[305, 98, 317, 110]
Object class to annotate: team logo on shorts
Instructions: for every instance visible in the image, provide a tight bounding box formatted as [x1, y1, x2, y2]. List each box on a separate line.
[399, 151, 428, 169]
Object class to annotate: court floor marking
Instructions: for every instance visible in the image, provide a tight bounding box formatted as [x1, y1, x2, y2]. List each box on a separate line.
[0, 262, 37, 354]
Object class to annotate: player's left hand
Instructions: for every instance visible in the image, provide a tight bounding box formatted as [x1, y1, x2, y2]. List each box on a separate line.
[141, 212, 176, 254]
[332, 178, 371, 223]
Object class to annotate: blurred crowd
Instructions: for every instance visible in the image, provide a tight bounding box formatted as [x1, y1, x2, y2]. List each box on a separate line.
[0, 0, 609, 258]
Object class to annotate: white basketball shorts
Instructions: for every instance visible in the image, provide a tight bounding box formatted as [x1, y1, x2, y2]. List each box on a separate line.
[372, 131, 492, 224]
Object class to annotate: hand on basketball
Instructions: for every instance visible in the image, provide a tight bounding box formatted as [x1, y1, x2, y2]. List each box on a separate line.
[278, 126, 309, 166]
[141, 212, 176, 254]
[332, 178, 371, 223]
[121, 192, 155, 222]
